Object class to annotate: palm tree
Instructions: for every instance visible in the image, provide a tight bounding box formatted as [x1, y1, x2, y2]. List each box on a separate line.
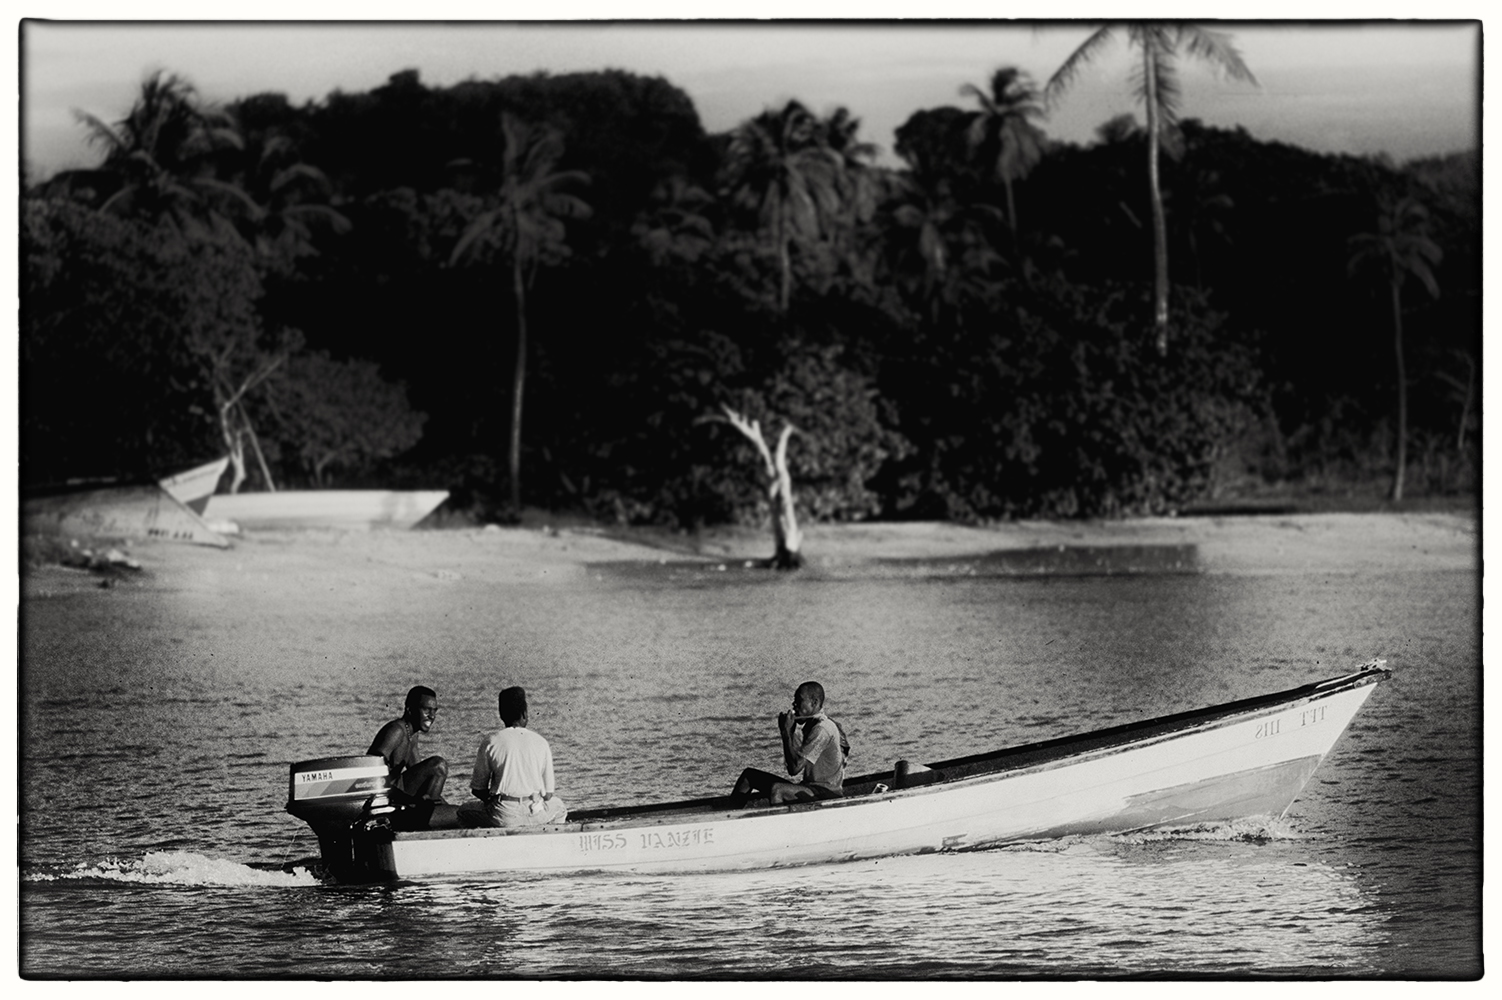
[1347, 194, 1443, 501]
[961, 67, 1048, 254]
[77, 71, 277, 491]
[821, 106, 881, 222]
[1435, 348, 1476, 455]
[819, 107, 883, 289]
[242, 133, 351, 274]
[723, 101, 843, 315]
[75, 70, 258, 237]
[889, 180, 958, 315]
[1044, 24, 1257, 354]
[885, 174, 1007, 324]
[450, 113, 591, 511]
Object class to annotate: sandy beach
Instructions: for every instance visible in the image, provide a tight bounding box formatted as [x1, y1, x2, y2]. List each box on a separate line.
[683, 511, 1478, 575]
[20, 510, 1479, 602]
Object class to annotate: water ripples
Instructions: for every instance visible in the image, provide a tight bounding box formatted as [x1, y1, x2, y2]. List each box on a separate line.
[20, 565, 1478, 976]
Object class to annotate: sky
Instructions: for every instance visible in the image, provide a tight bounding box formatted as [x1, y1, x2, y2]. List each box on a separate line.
[18, 14, 1482, 183]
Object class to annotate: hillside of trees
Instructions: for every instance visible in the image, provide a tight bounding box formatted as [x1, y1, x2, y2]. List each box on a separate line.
[22, 60, 1480, 528]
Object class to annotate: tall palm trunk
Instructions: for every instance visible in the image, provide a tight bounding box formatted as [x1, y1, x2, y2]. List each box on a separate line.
[1455, 352, 1474, 453]
[448, 117, 589, 513]
[510, 253, 529, 512]
[1143, 43, 1171, 355]
[1046, 24, 1255, 357]
[1389, 278, 1408, 501]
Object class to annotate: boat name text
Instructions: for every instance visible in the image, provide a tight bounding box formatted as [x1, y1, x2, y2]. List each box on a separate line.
[577, 826, 717, 853]
[578, 832, 630, 853]
[643, 827, 715, 851]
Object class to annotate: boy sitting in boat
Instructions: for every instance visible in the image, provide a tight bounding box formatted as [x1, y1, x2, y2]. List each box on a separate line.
[459, 686, 569, 828]
[730, 681, 850, 807]
[369, 685, 460, 829]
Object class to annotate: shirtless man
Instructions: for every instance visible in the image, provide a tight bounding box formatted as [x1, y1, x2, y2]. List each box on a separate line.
[730, 681, 849, 806]
[459, 686, 568, 828]
[369, 685, 459, 829]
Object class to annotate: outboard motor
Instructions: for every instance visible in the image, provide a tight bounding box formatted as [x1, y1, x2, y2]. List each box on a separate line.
[287, 755, 394, 825]
[286, 756, 397, 880]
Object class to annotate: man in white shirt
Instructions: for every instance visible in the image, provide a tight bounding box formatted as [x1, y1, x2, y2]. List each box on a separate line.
[459, 686, 568, 828]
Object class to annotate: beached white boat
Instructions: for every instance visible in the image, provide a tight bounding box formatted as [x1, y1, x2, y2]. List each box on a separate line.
[158, 457, 230, 515]
[205, 490, 449, 531]
[22, 483, 231, 548]
[286, 662, 1388, 883]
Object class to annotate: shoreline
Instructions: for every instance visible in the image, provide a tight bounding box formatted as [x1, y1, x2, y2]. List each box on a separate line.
[20, 510, 1479, 601]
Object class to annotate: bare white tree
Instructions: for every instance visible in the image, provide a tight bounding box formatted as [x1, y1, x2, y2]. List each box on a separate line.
[719, 405, 804, 569]
[211, 350, 285, 494]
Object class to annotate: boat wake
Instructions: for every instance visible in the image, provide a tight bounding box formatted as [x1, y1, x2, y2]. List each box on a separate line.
[989, 817, 1306, 854]
[25, 851, 320, 887]
[1109, 816, 1306, 844]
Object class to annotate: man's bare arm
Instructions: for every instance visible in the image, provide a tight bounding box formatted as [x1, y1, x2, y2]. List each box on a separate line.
[368, 720, 404, 767]
[779, 712, 802, 775]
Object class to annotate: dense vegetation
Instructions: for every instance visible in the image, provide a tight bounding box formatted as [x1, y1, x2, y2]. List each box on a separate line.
[22, 60, 1479, 527]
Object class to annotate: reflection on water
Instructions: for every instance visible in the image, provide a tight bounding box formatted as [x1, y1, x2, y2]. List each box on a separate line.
[20, 560, 1478, 977]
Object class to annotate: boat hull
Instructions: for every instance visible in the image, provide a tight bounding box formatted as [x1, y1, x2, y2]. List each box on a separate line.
[205, 490, 449, 531]
[22, 484, 230, 548]
[296, 666, 1386, 883]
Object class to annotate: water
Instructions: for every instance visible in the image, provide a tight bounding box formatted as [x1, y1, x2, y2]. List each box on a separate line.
[19, 539, 1480, 978]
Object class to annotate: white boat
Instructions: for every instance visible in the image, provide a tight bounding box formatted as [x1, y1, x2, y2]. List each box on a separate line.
[22, 483, 230, 548]
[204, 489, 449, 531]
[158, 457, 230, 515]
[286, 662, 1389, 883]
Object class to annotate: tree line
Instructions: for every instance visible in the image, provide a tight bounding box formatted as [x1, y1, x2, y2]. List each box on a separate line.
[21, 33, 1478, 529]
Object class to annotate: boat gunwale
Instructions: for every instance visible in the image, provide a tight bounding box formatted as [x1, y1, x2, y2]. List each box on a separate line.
[158, 456, 230, 487]
[392, 664, 1388, 843]
[885, 662, 1388, 785]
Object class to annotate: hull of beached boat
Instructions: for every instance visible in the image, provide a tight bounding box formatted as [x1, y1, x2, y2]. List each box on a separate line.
[158, 457, 230, 515]
[205, 490, 448, 531]
[22, 483, 230, 548]
[294, 665, 1387, 882]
